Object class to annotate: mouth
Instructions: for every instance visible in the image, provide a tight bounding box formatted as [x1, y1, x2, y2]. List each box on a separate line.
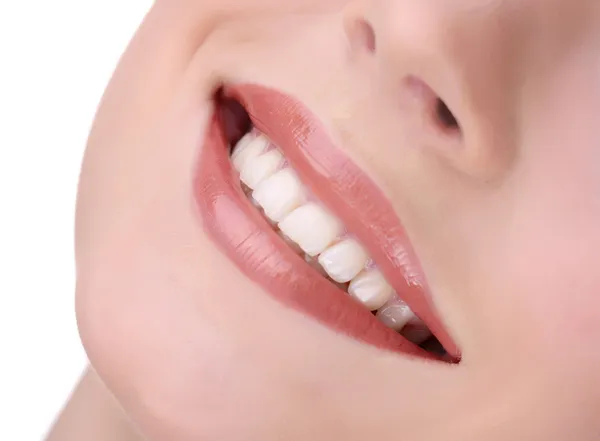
[195, 83, 460, 362]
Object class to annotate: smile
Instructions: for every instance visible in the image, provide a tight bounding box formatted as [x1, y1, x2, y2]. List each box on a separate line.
[195, 83, 459, 361]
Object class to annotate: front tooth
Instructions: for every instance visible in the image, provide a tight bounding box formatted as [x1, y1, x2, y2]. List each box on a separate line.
[277, 231, 304, 255]
[317, 238, 369, 283]
[375, 297, 415, 330]
[278, 203, 343, 257]
[348, 269, 394, 311]
[252, 168, 306, 222]
[232, 135, 269, 172]
[304, 254, 328, 276]
[240, 149, 284, 189]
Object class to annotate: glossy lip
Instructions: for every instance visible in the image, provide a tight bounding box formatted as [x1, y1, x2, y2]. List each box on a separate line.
[195, 83, 459, 360]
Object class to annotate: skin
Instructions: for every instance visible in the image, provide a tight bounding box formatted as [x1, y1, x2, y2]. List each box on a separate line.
[63, 0, 600, 439]
[47, 369, 143, 441]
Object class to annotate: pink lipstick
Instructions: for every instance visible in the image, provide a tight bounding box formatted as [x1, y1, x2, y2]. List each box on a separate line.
[194, 83, 459, 361]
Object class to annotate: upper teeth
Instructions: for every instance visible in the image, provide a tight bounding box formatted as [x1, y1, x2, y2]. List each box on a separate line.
[231, 133, 268, 172]
[318, 238, 368, 283]
[240, 149, 284, 190]
[348, 269, 394, 311]
[278, 203, 344, 257]
[231, 132, 421, 333]
[253, 168, 306, 222]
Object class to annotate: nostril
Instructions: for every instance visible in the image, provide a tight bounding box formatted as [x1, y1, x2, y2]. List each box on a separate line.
[404, 76, 461, 136]
[435, 98, 459, 131]
[347, 18, 376, 54]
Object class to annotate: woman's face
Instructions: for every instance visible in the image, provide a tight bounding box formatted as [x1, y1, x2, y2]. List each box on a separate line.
[76, 0, 600, 439]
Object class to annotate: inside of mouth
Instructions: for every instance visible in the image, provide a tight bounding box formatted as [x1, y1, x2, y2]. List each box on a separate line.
[217, 94, 447, 358]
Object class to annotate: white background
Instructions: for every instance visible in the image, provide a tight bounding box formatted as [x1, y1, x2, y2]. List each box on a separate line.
[0, 2, 152, 439]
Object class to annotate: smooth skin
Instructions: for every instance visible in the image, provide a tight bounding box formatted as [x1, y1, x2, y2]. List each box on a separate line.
[49, 0, 600, 440]
[47, 369, 142, 441]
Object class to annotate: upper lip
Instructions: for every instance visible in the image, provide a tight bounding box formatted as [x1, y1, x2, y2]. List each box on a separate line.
[195, 82, 459, 361]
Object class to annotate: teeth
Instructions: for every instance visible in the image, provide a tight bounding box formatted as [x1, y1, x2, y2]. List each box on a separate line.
[240, 149, 284, 190]
[232, 135, 269, 172]
[400, 321, 432, 345]
[304, 254, 328, 276]
[318, 238, 369, 283]
[252, 168, 306, 222]
[232, 132, 425, 336]
[249, 194, 261, 208]
[348, 269, 394, 311]
[277, 230, 304, 255]
[278, 203, 344, 257]
[375, 297, 415, 331]
[230, 133, 253, 160]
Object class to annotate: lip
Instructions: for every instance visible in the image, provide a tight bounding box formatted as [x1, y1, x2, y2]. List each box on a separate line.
[194, 83, 459, 360]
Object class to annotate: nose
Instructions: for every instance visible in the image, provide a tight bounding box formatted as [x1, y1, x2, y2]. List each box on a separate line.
[343, 0, 563, 180]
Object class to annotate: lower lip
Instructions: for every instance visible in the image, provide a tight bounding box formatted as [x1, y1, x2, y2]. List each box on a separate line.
[194, 84, 457, 360]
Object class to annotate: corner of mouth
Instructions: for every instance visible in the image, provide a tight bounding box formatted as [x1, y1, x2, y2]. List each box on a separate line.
[194, 83, 461, 363]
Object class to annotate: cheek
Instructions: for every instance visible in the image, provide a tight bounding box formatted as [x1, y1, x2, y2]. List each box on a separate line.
[75, 228, 288, 438]
[500, 75, 600, 366]
[472, 50, 600, 359]
[509, 191, 600, 362]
